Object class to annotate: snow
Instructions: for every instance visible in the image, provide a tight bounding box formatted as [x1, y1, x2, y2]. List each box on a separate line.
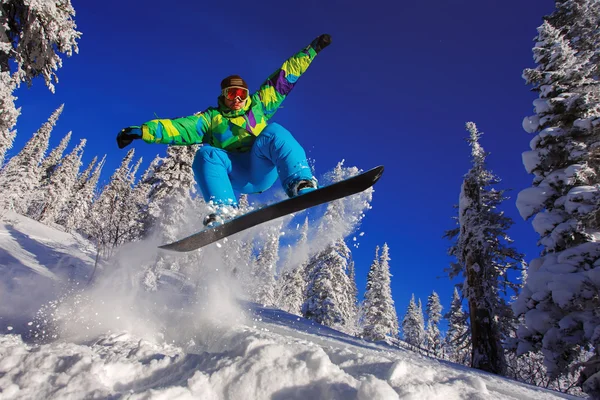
[565, 185, 599, 215]
[516, 187, 553, 220]
[573, 118, 593, 132]
[522, 150, 541, 174]
[531, 211, 564, 236]
[522, 115, 540, 134]
[533, 99, 551, 115]
[0, 212, 576, 399]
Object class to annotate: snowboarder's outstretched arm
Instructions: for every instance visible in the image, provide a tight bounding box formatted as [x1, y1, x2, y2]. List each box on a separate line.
[253, 34, 331, 121]
[139, 111, 216, 145]
[116, 109, 217, 149]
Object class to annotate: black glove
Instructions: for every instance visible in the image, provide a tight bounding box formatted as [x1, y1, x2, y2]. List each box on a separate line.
[312, 34, 331, 54]
[116, 126, 142, 149]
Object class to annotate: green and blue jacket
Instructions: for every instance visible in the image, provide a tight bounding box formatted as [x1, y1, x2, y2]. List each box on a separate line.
[140, 37, 321, 152]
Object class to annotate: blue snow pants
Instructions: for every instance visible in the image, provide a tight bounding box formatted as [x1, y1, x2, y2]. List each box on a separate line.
[192, 123, 314, 206]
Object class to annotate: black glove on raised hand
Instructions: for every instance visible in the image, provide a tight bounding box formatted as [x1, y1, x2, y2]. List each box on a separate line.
[312, 34, 331, 54]
[116, 126, 142, 149]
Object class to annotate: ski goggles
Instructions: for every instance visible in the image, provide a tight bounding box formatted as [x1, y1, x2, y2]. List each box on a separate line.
[222, 86, 249, 101]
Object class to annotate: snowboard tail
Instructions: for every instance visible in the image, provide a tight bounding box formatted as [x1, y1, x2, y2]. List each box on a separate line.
[159, 165, 384, 252]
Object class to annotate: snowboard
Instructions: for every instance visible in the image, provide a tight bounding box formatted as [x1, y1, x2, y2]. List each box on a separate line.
[159, 165, 384, 252]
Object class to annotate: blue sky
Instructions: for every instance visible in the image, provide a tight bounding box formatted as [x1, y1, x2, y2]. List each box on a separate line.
[10, 0, 556, 325]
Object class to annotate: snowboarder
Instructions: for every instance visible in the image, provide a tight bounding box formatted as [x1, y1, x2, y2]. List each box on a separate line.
[116, 34, 332, 227]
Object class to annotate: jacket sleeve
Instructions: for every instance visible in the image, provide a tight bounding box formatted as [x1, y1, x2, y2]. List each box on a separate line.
[253, 37, 320, 121]
[140, 109, 214, 145]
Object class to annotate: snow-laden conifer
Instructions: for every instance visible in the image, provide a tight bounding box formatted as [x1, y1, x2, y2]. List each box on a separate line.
[253, 223, 281, 307]
[60, 155, 105, 232]
[0, 0, 81, 93]
[302, 162, 357, 332]
[445, 122, 523, 374]
[402, 294, 425, 348]
[85, 149, 137, 258]
[39, 131, 71, 184]
[361, 244, 398, 342]
[0, 104, 63, 213]
[424, 291, 443, 357]
[276, 217, 309, 315]
[142, 146, 198, 290]
[34, 138, 85, 224]
[445, 288, 471, 365]
[513, 5, 600, 394]
[0, 71, 19, 166]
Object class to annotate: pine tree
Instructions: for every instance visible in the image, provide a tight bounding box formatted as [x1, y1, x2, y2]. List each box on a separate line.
[142, 146, 198, 290]
[127, 154, 160, 239]
[345, 259, 360, 334]
[60, 155, 105, 232]
[425, 291, 443, 357]
[85, 149, 137, 258]
[276, 217, 309, 315]
[145, 146, 198, 240]
[445, 288, 471, 365]
[39, 130, 71, 184]
[402, 294, 425, 348]
[507, 267, 584, 396]
[0, 71, 19, 166]
[302, 162, 360, 332]
[362, 244, 399, 342]
[0, 104, 63, 213]
[223, 194, 255, 290]
[0, 1, 79, 165]
[252, 224, 281, 306]
[445, 122, 523, 375]
[34, 138, 85, 224]
[0, 0, 81, 93]
[28, 130, 74, 220]
[513, 5, 600, 395]
[303, 238, 354, 330]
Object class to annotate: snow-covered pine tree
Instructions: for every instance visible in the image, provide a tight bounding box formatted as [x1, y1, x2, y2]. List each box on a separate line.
[512, 5, 600, 394]
[362, 243, 399, 342]
[85, 149, 138, 258]
[129, 154, 160, 239]
[445, 122, 523, 375]
[223, 194, 256, 291]
[345, 258, 360, 335]
[142, 146, 198, 290]
[276, 217, 310, 315]
[302, 161, 359, 332]
[34, 138, 85, 224]
[0, 0, 81, 93]
[303, 237, 354, 330]
[445, 287, 471, 365]
[506, 267, 584, 396]
[132, 154, 162, 238]
[0, 71, 19, 166]
[39, 130, 71, 184]
[27, 131, 74, 219]
[425, 291, 444, 357]
[402, 294, 425, 348]
[145, 146, 198, 239]
[0, 1, 79, 165]
[252, 223, 281, 306]
[60, 155, 105, 232]
[276, 267, 304, 315]
[0, 104, 63, 213]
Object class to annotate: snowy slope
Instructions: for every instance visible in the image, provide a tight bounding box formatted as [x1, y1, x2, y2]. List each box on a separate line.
[0, 212, 578, 400]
